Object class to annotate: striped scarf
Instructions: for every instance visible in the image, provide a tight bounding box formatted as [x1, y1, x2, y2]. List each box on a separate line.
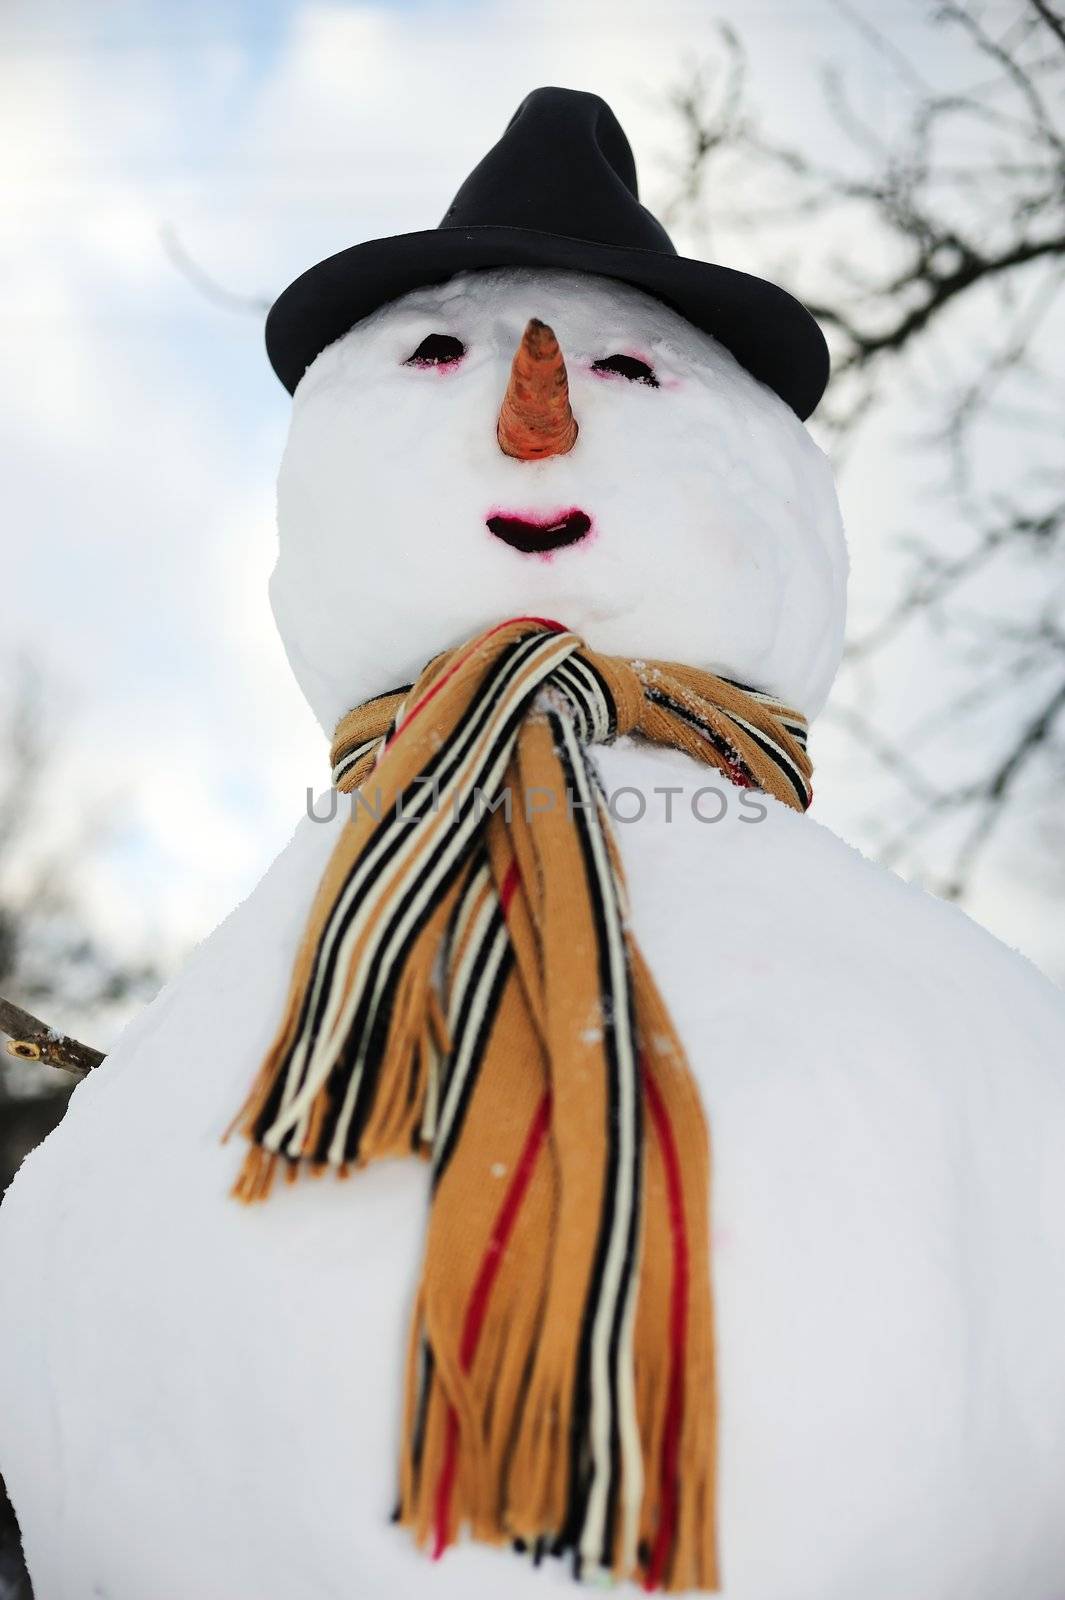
[230, 617, 811, 1593]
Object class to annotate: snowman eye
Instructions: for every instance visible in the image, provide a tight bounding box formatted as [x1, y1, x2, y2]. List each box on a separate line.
[592, 353, 659, 387]
[405, 334, 465, 367]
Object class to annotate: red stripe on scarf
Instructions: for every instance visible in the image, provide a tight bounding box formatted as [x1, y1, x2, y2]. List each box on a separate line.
[433, 1090, 553, 1558]
[642, 1063, 690, 1592]
[389, 617, 565, 752]
[499, 857, 522, 914]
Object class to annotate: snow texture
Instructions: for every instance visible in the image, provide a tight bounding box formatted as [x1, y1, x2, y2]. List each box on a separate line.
[3, 747, 1065, 1598]
[2, 269, 1065, 1598]
[271, 269, 848, 731]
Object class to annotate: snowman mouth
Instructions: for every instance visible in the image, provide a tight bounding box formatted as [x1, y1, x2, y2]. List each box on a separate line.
[486, 508, 592, 555]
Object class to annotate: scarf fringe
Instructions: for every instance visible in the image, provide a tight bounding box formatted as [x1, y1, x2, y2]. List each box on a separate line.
[228, 619, 811, 1593]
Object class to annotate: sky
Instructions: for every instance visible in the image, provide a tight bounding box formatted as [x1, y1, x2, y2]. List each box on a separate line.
[4, 0, 1058, 1020]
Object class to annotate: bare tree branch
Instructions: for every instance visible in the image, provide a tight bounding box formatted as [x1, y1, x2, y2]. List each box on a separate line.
[160, 224, 271, 316]
[1028, 0, 1065, 51]
[661, 0, 1065, 912]
[0, 997, 103, 1079]
[941, 675, 1065, 895]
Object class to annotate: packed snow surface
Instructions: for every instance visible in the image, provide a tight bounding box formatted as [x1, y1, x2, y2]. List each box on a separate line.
[3, 267, 1063, 1598]
[3, 743, 1065, 1600]
[271, 270, 847, 732]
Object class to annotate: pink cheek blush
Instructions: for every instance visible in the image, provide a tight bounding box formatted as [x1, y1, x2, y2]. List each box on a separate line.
[406, 356, 465, 375]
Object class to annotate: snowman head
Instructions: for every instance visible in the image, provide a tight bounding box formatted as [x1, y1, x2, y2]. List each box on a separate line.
[271, 265, 847, 733]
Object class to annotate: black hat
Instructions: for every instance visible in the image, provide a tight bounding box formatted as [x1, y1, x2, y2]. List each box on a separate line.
[265, 87, 829, 419]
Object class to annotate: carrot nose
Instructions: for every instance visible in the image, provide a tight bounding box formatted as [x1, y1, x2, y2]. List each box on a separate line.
[497, 318, 579, 461]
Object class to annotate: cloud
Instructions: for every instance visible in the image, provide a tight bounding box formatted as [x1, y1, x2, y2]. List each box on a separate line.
[5, 0, 779, 953]
[4, 0, 1058, 982]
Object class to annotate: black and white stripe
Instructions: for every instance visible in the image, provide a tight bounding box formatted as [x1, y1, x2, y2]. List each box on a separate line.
[719, 707, 810, 809]
[720, 677, 809, 745]
[430, 858, 513, 1184]
[331, 736, 383, 788]
[548, 656, 616, 745]
[645, 685, 811, 810]
[330, 683, 414, 785]
[548, 710, 644, 1581]
[254, 629, 580, 1164]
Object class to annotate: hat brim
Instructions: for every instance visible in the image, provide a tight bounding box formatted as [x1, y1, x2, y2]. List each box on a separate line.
[265, 224, 829, 420]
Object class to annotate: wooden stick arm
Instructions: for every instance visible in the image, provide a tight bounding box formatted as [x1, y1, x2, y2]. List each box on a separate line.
[0, 997, 104, 1079]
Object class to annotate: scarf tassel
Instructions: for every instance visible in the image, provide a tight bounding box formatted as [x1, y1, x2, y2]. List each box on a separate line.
[228, 618, 811, 1593]
[231, 889, 459, 1199]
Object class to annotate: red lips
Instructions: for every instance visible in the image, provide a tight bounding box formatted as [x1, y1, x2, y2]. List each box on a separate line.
[486, 508, 592, 555]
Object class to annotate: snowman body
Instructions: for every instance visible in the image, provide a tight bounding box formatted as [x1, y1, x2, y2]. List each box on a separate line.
[3, 269, 1065, 1599]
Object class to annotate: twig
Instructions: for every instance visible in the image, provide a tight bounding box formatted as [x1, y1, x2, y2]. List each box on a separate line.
[159, 224, 270, 317]
[0, 997, 104, 1079]
[660, 3, 1065, 919]
[940, 674, 1065, 896]
[1029, 0, 1065, 53]
[829, 0, 936, 93]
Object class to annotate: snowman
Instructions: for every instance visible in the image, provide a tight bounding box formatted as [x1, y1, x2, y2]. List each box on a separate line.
[3, 86, 1065, 1600]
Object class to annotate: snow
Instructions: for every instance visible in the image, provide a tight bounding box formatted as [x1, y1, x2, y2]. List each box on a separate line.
[2, 265, 1064, 1597]
[270, 269, 847, 733]
[3, 743, 1065, 1599]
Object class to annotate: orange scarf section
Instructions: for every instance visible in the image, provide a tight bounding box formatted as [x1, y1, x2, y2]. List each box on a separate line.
[230, 617, 812, 1592]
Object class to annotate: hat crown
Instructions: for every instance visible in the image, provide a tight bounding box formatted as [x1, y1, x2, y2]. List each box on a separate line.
[440, 86, 676, 256]
[265, 84, 829, 417]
